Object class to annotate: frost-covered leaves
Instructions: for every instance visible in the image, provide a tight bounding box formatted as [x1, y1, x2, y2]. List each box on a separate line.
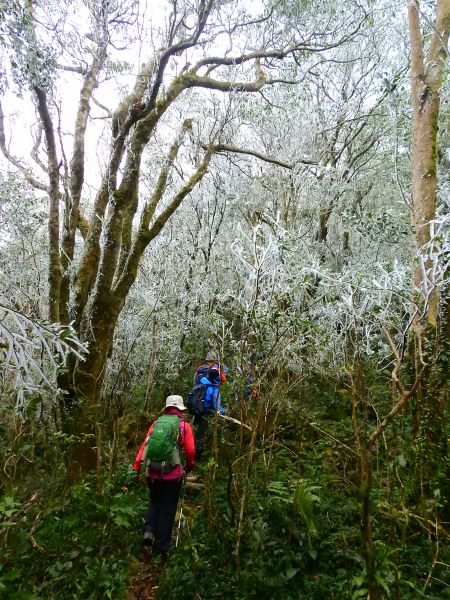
[0, 303, 86, 412]
[0, 0, 57, 93]
[0, 177, 64, 412]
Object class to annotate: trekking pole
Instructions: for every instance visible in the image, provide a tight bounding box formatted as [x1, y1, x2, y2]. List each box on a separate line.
[175, 472, 187, 548]
[217, 412, 252, 431]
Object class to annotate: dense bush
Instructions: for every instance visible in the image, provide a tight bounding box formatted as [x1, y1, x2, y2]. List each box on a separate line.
[0, 465, 144, 599]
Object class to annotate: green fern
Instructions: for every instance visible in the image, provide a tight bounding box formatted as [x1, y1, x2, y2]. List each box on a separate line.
[293, 481, 321, 535]
[267, 480, 291, 504]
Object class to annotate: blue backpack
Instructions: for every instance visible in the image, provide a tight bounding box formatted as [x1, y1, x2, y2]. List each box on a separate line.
[188, 365, 221, 415]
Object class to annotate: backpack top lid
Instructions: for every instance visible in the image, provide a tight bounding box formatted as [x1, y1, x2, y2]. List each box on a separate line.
[206, 368, 220, 385]
[196, 364, 220, 385]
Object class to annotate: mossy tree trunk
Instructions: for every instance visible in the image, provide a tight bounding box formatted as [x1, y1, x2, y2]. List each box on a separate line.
[407, 0, 450, 489]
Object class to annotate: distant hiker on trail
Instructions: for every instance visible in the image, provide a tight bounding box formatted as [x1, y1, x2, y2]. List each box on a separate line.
[132, 395, 195, 557]
[242, 355, 260, 400]
[188, 351, 228, 461]
[193, 350, 228, 386]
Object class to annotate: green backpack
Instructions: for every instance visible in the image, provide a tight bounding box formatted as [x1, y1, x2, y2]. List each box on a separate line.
[143, 415, 182, 473]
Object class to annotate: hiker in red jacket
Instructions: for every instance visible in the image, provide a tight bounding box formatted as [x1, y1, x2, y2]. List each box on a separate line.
[133, 395, 195, 556]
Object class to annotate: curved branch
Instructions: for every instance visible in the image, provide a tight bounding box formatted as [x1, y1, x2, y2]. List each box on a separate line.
[366, 325, 429, 451]
[91, 95, 112, 117]
[0, 100, 48, 192]
[145, 0, 215, 110]
[210, 143, 317, 168]
[366, 363, 427, 451]
[30, 122, 48, 174]
[183, 59, 266, 93]
[193, 48, 288, 71]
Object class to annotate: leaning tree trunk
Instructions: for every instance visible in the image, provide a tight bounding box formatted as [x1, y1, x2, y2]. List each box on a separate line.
[63, 299, 123, 478]
[63, 140, 216, 477]
[407, 0, 450, 490]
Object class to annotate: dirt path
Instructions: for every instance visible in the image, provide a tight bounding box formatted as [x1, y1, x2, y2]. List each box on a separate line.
[126, 550, 165, 600]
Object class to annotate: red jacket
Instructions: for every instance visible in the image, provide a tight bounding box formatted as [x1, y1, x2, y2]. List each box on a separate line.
[132, 407, 195, 480]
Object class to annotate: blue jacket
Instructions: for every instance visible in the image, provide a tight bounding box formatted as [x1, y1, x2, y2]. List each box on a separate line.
[199, 376, 221, 411]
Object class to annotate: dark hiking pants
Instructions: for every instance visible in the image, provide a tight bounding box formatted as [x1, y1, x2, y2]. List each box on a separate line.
[193, 413, 210, 461]
[144, 477, 182, 553]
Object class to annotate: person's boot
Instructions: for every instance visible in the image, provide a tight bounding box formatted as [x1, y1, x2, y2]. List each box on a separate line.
[142, 530, 155, 547]
[153, 546, 168, 563]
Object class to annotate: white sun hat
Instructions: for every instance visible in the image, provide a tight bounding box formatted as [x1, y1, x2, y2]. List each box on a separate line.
[165, 395, 187, 411]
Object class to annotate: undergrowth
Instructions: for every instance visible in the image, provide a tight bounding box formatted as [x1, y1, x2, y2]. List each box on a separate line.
[157, 441, 449, 600]
[0, 464, 144, 599]
[0, 378, 448, 599]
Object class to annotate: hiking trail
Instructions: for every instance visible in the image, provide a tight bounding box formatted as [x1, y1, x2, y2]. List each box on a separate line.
[127, 476, 204, 599]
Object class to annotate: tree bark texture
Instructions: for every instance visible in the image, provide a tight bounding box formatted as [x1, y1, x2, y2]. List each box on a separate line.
[34, 87, 62, 324]
[59, 48, 107, 323]
[408, 0, 450, 327]
[407, 0, 450, 488]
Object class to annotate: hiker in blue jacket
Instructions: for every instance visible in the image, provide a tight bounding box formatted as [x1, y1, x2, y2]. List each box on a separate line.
[198, 373, 223, 412]
[192, 352, 226, 460]
[193, 351, 228, 387]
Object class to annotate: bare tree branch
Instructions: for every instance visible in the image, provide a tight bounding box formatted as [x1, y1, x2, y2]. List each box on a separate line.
[0, 101, 49, 192]
[208, 143, 317, 168]
[144, 0, 215, 111]
[57, 63, 88, 75]
[91, 95, 112, 117]
[366, 361, 427, 450]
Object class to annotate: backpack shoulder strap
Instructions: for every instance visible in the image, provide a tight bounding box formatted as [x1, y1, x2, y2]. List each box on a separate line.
[176, 416, 184, 444]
